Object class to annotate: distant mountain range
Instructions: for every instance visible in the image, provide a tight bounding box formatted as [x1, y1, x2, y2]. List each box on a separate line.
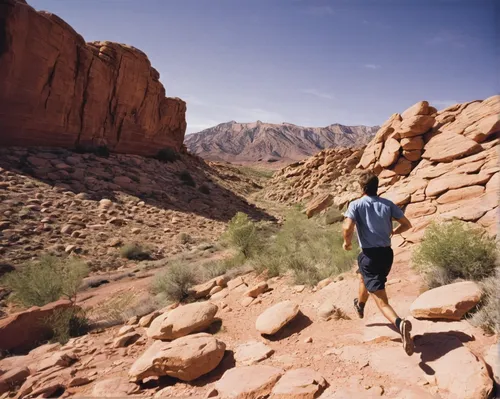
[185, 121, 379, 166]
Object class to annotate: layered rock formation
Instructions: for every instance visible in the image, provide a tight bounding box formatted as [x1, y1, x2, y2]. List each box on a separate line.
[263, 97, 500, 242]
[185, 121, 377, 166]
[0, 0, 186, 156]
[263, 146, 364, 208]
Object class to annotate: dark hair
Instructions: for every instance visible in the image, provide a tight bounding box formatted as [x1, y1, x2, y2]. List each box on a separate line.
[359, 172, 379, 196]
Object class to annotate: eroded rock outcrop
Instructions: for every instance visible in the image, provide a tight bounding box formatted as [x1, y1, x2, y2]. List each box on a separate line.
[0, 0, 186, 156]
[263, 97, 499, 242]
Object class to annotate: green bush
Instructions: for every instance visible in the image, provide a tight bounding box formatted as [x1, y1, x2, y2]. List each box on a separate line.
[412, 221, 497, 289]
[179, 170, 196, 187]
[152, 262, 199, 302]
[120, 243, 151, 261]
[469, 271, 500, 334]
[250, 209, 357, 285]
[2, 255, 88, 308]
[156, 148, 179, 163]
[45, 307, 89, 344]
[223, 212, 264, 258]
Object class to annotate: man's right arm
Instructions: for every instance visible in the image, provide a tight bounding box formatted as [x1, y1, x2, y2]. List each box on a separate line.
[393, 216, 412, 236]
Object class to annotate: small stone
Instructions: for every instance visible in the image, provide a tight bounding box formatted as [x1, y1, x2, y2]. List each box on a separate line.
[304, 337, 313, 343]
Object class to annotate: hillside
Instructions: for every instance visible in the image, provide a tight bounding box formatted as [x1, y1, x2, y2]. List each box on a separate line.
[185, 121, 378, 166]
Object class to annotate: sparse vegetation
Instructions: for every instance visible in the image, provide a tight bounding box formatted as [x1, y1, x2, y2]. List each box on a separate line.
[222, 212, 265, 258]
[120, 243, 152, 261]
[223, 209, 357, 285]
[259, 209, 357, 285]
[152, 262, 200, 302]
[1, 255, 89, 308]
[45, 307, 90, 344]
[469, 271, 500, 334]
[156, 148, 180, 163]
[179, 170, 196, 187]
[201, 252, 246, 280]
[412, 220, 497, 289]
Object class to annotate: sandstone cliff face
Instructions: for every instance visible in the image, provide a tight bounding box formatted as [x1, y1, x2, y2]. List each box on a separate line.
[0, 0, 186, 156]
[263, 97, 500, 243]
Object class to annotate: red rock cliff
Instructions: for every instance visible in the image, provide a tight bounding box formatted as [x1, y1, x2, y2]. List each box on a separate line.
[0, 0, 186, 156]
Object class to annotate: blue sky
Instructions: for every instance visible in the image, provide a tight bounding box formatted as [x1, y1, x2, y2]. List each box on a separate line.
[30, 0, 499, 133]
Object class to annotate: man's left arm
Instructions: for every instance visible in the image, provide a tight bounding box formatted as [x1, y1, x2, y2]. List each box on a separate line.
[342, 217, 355, 251]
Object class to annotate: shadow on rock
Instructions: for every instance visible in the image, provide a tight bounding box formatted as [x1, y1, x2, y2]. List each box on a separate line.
[414, 331, 472, 375]
[265, 311, 313, 341]
[189, 350, 236, 386]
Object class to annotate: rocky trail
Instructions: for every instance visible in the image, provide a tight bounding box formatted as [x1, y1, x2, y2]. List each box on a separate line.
[0, 1, 498, 397]
[0, 246, 497, 398]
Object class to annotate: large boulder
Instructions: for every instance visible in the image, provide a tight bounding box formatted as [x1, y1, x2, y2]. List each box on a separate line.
[0, 299, 74, 354]
[270, 368, 327, 398]
[397, 115, 435, 138]
[422, 133, 482, 162]
[0, 0, 186, 156]
[410, 281, 482, 320]
[129, 333, 226, 382]
[256, 301, 300, 335]
[214, 365, 283, 399]
[379, 138, 401, 167]
[91, 377, 133, 397]
[147, 302, 218, 340]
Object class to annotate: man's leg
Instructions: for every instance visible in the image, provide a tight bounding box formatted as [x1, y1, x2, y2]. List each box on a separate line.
[358, 273, 369, 305]
[371, 289, 414, 356]
[370, 288, 398, 325]
[354, 273, 369, 318]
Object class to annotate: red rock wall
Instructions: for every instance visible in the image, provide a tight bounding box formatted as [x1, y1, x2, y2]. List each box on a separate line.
[0, 0, 186, 156]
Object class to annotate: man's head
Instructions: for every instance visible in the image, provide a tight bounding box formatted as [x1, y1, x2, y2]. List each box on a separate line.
[359, 171, 379, 196]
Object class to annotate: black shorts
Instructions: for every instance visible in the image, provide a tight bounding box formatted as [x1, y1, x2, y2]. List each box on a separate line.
[357, 247, 394, 293]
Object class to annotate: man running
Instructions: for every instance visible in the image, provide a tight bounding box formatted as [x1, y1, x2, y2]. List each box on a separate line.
[342, 171, 415, 356]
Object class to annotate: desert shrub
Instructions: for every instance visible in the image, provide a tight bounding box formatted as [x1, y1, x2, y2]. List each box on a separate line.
[152, 262, 200, 302]
[412, 220, 497, 289]
[201, 252, 246, 280]
[120, 243, 151, 261]
[198, 184, 211, 195]
[256, 209, 358, 285]
[2, 255, 89, 308]
[223, 212, 264, 258]
[469, 271, 500, 334]
[45, 307, 89, 344]
[156, 148, 179, 163]
[179, 170, 196, 187]
[178, 233, 193, 245]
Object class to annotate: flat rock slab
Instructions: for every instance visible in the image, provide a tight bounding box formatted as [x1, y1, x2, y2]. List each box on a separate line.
[256, 301, 300, 335]
[270, 368, 327, 398]
[91, 377, 133, 397]
[234, 341, 274, 365]
[147, 302, 218, 340]
[410, 281, 482, 320]
[214, 365, 283, 399]
[415, 334, 493, 399]
[129, 333, 226, 382]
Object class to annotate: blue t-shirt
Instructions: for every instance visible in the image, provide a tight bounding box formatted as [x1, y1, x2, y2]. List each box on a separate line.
[345, 196, 404, 248]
